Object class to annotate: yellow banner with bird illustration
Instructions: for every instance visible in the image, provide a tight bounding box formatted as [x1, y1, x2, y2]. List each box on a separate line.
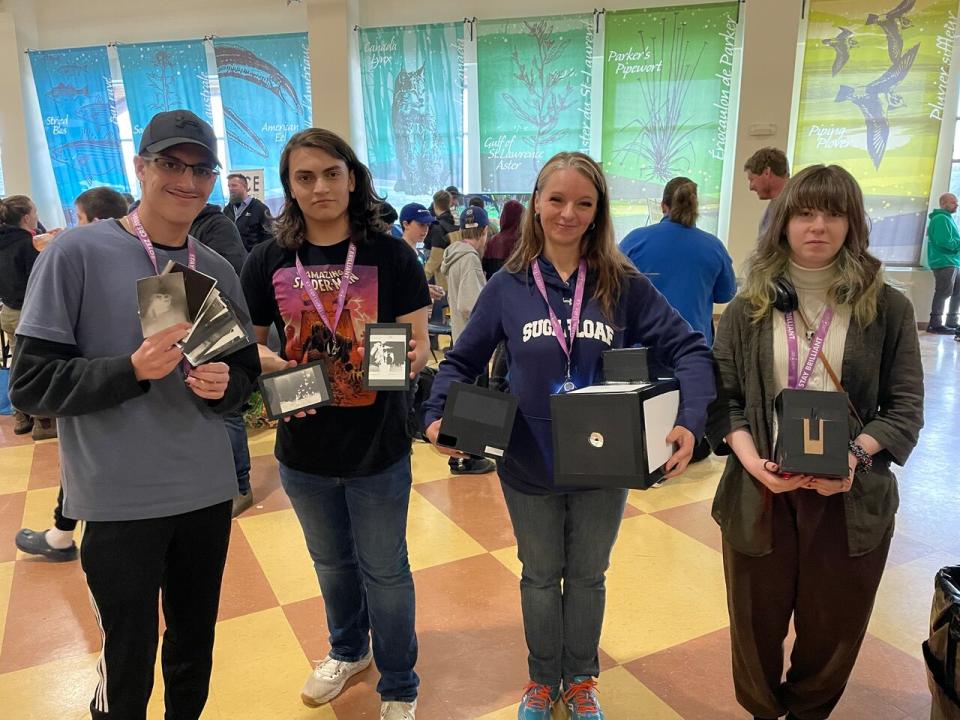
[793, 0, 957, 264]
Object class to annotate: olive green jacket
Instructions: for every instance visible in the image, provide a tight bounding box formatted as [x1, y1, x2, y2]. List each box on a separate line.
[706, 286, 924, 557]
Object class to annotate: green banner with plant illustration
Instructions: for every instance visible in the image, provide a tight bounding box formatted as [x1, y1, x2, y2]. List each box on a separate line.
[794, 0, 956, 265]
[477, 15, 594, 193]
[601, 2, 739, 236]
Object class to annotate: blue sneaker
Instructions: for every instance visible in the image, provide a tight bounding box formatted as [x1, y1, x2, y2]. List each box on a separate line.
[563, 676, 604, 719]
[517, 682, 559, 720]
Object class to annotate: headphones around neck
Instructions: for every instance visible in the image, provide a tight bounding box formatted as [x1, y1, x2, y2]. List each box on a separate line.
[772, 276, 799, 313]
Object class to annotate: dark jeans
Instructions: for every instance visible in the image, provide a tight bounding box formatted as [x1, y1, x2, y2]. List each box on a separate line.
[81, 501, 232, 720]
[223, 411, 251, 496]
[500, 481, 628, 686]
[279, 456, 419, 702]
[931, 266, 960, 324]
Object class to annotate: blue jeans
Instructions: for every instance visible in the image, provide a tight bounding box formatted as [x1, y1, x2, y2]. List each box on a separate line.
[223, 412, 251, 496]
[279, 456, 419, 702]
[500, 482, 628, 687]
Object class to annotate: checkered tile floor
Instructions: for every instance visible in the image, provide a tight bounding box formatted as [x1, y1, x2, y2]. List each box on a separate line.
[1, 333, 956, 718]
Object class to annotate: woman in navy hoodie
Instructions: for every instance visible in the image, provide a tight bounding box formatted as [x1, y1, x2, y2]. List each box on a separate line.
[422, 152, 715, 720]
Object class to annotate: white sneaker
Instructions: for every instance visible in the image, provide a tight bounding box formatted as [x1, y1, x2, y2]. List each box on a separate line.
[380, 698, 417, 720]
[300, 650, 373, 707]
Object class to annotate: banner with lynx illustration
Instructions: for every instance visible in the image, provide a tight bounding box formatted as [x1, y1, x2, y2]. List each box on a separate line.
[477, 14, 593, 193]
[794, 0, 956, 265]
[359, 23, 464, 204]
[601, 2, 739, 237]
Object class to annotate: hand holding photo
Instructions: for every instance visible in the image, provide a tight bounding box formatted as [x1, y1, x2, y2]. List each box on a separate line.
[362, 323, 412, 390]
[258, 361, 333, 421]
[137, 274, 190, 338]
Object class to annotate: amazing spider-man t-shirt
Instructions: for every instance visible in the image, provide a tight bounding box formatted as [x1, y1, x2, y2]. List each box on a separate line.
[242, 232, 430, 477]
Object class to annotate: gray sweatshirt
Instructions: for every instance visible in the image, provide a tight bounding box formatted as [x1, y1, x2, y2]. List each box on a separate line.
[440, 240, 486, 343]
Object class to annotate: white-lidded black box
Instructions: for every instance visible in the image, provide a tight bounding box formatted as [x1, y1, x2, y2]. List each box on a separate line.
[437, 382, 518, 460]
[775, 388, 849, 478]
[551, 379, 680, 490]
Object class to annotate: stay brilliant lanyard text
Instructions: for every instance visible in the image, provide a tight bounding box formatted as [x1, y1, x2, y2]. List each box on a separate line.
[785, 307, 834, 389]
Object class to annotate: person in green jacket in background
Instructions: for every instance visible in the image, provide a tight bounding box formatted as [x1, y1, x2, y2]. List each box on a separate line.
[926, 192, 960, 334]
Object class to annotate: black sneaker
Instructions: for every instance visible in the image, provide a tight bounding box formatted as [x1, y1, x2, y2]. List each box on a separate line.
[927, 325, 955, 335]
[450, 457, 496, 475]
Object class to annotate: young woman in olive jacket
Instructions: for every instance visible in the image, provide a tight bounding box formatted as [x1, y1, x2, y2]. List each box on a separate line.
[707, 164, 924, 720]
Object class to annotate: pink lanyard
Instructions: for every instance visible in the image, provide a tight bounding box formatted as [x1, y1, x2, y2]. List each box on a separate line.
[129, 209, 196, 273]
[531, 257, 587, 392]
[294, 241, 357, 340]
[785, 307, 834, 389]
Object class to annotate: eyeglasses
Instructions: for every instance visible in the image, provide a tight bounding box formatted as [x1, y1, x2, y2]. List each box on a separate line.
[145, 155, 219, 181]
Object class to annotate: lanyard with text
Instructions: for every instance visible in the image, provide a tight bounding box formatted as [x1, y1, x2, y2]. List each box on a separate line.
[294, 242, 358, 344]
[531, 257, 587, 393]
[785, 307, 834, 390]
[129, 209, 196, 274]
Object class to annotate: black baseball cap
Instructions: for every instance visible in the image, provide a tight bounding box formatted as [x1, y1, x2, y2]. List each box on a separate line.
[139, 110, 220, 166]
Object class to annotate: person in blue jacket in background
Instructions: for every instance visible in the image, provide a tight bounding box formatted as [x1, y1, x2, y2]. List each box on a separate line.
[620, 176, 737, 346]
[422, 152, 716, 720]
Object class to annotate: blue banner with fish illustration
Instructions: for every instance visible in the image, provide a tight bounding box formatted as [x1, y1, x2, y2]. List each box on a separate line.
[359, 23, 464, 207]
[28, 46, 129, 224]
[117, 40, 223, 205]
[214, 33, 312, 213]
[794, 0, 956, 264]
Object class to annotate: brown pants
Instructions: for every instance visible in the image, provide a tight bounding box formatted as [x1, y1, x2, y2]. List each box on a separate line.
[723, 490, 891, 720]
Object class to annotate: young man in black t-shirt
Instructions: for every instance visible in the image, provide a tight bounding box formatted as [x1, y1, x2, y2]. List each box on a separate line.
[241, 129, 430, 720]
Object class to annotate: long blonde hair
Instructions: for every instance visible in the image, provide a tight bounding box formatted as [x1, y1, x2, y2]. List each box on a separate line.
[742, 164, 883, 327]
[504, 152, 636, 321]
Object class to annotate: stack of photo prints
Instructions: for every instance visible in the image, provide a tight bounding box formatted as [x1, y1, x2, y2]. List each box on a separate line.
[136, 261, 249, 366]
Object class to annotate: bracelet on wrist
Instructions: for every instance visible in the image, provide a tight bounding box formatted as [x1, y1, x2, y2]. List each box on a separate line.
[848, 440, 872, 473]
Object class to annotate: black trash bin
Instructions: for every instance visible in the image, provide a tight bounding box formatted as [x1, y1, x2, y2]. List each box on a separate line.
[924, 566, 960, 719]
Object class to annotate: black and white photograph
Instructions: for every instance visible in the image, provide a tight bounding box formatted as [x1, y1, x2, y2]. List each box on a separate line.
[258, 361, 332, 420]
[362, 323, 411, 390]
[136, 273, 189, 338]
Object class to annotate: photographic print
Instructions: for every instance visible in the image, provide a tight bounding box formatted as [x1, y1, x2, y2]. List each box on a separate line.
[258, 361, 332, 420]
[363, 323, 411, 390]
[137, 273, 190, 338]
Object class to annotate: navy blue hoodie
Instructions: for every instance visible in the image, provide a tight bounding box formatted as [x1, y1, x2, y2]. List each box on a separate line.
[422, 257, 717, 495]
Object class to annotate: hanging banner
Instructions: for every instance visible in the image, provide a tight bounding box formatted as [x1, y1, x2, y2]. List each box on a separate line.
[477, 15, 593, 193]
[214, 33, 312, 213]
[601, 3, 739, 236]
[29, 46, 128, 224]
[794, 0, 956, 264]
[359, 23, 464, 204]
[117, 40, 222, 205]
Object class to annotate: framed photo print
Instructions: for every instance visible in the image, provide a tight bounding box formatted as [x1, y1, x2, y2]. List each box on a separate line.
[363, 323, 411, 390]
[258, 361, 333, 420]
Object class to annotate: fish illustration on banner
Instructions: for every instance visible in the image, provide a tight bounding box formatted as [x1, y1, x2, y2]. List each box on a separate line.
[793, 0, 955, 264]
[29, 46, 128, 224]
[214, 34, 312, 214]
[214, 44, 305, 118]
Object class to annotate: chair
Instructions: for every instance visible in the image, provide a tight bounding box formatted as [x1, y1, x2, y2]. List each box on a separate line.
[427, 296, 452, 363]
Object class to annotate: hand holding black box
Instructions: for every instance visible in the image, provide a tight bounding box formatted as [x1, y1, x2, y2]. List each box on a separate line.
[436, 382, 518, 460]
